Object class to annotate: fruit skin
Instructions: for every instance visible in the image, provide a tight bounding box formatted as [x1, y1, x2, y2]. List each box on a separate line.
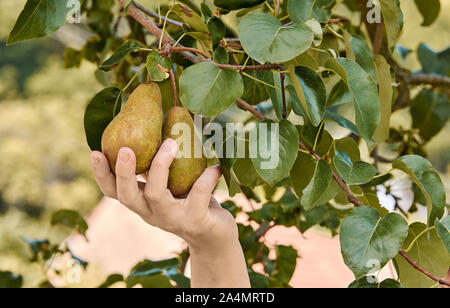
[102, 83, 163, 174]
[214, 0, 265, 11]
[163, 106, 207, 197]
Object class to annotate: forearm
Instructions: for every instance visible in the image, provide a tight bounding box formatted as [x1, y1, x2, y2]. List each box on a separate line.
[189, 239, 251, 288]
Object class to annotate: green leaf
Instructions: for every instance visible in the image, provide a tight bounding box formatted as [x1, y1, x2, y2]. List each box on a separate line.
[207, 17, 226, 48]
[414, 0, 440, 26]
[146, 50, 172, 82]
[214, 0, 266, 11]
[173, 4, 209, 33]
[393, 155, 445, 225]
[325, 57, 380, 143]
[288, 66, 326, 126]
[179, 62, 244, 116]
[298, 205, 327, 233]
[98, 274, 124, 288]
[333, 150, 377, 185]
[301, 160, 333, 210]
[7, 0, 80, 45]
[334, 137, 360, 162]
[251, 120, 299, 186]
[241, 70, 269, 106]
[288, 0, 334, 23]
[0, 271, 23, 288]
[262, 71, 283, 120]
[340, 207, 408, 279]
[373, 55, 393, 143]
[417, 44, 450, 76]
[394, 222, 450, 288]
[51, 210, 88, 238]
[435, 216, 450, 253]
[360, 193, 389, 217]
[348, 277, 402, 288]
[84, 87, 122, 151]
[324, 109, 360, 137]
[272, 245, 298, 285]
[290, 152, 316, 200]
[239, 12, 313, 63]
[100, 40, 142, 71]
[127, 258, 179, 288]
[410, 89, 450, 141]
[343, 32, 377, 82]
[213, 46, 229, 64]
[327, 80, 352, 106]
[379, 0, 403, 50]
[234, 157, 265, 188]
[249, 270, 269, 288]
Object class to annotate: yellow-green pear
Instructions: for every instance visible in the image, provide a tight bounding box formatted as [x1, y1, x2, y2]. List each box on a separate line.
[102, 82, 163, 174]
[163, 106, 207, 197]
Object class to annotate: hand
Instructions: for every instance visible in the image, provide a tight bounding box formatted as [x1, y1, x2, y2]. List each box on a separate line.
[89, 138, 238, 250]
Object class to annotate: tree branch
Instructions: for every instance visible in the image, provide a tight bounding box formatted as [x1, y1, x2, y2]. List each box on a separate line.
[280, 72, 287, 119]
[399, 250, 450, 287]
[170, 68, 178, 107]
[133, 1, 184, 28]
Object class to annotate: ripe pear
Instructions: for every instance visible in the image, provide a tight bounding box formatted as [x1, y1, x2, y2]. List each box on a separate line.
[163, 106, 207, 197]
[102, 82, 163, 174]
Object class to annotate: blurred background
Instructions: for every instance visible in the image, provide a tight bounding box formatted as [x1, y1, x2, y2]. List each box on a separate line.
[0, 0, 449, 287]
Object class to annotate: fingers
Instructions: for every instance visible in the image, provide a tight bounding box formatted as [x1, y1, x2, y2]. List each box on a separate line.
[187, 165, 222, 211]
[209, 197, 222, 209]
[115, 147, 141, 205]
[145, 139, 178, 201]
[90, 151, 117, 198]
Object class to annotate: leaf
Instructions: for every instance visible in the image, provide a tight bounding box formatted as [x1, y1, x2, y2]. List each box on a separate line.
[179, 62, 244, 116]
[207, 17, 226, 48]
[325, 57, 380, 143]
[348, 277, 402, 288]
[410, 89, 450, 141]
[250, 120, 299, 186]
[7, 0, 79, 45]
[290, 152, 316, 200]
[360, 193, 389, 217]
[340, 207, 408, 279]
[379, 0, 403, 50]
[0, 272, 23, 288]
[213, 46, 229, 64]
[343, 32, 377, 82]
[127, 258, 179, 288]
[414, 0, 441, 26]
[84, 87, 122, 151]
[100, 40, 142, 71]
[214, 0, 266, 11]
[288, 66, 326, 126]
[373, 55, 393, 143]
[435, 216, 450, 253]
[288, 0, 334, 23]
[173, 4, 209, 33]
[334, 137, 360, 162]
[262, 71, 283, 120]
[98, 274, 124, 288]
[327, 80, 352, 106]
[239, 12, 313, 63]
[301, 160, 332, 211]
[242, 70, 269, 107]
[333, 150, 377, 185]
[417, 44, 450, 76]
[272, 245, 298, 285]
[51, 210, 88, 238]
[324, 109, 360, 137]
[233, 157, 265, 188]
[394, 222, 450, 288]
[393, 155, 445, 225]
[146, 50, 172, 82]
[249, 270, 269, 288]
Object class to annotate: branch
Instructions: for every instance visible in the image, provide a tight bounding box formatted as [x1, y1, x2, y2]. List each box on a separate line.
[408, 74, 450, 88]
[170, 68, 178, 107]
[280, 72, 287, 119]
[133, 1, 183, 28]
[399, 250, 450, 287]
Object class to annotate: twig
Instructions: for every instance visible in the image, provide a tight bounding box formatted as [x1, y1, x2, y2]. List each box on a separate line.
[170, 68, 178, 107]
[328, 18, 349, 24]
[408, 74, 450, 88]
[168, 46, 210, 59]
[399, 250, 450, 287]
[236, 98, 266, 120]
[372, 22, 384, 54]
[133, 1, 183, 28]
[280, 72, 287, 119]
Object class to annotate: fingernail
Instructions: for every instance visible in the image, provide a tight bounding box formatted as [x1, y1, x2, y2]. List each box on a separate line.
[212, 164, 222, 172]
[163, 139, 178, 156]
[119, 148, 131, 162]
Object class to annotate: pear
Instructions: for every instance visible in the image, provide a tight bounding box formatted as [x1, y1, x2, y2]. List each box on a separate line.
[102, 82, 163, 174]
[163, 106, 207, 197]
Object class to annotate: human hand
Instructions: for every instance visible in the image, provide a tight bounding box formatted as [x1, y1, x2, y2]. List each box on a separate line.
[89, 138, 238, 250]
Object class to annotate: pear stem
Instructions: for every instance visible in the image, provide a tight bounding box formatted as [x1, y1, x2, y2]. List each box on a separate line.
[170, 68, 178, 107]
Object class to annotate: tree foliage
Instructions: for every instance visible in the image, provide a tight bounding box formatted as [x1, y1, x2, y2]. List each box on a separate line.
[3, 0, 449, 288]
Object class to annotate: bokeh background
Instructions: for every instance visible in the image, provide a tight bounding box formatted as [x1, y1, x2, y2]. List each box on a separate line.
[0, 0, 449, 287]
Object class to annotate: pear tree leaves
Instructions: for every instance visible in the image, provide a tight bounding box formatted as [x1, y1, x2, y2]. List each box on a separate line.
[343, 32, 377, 82]
[348, 277, 402, 288]
[100, 40, 142, 71]
[84, 87, 122, 151]
[373, 55, 393, 143]
[333, 150, 377, 185]
[288, 0, 334, 23]
[250, 120, 299, 186]
[301, 160, 333, 210]
[179, 62, 244, 116]
[173, 4, 209, 33]
[51, 210, 89, 238]
[414, 0, 441, 26]
[325, 58, 380, 143]
[394, 222, 450, 288]
[0, 272, 23, 288]
[435, 216, 450, 253]
[340, 207, 408, 279]
[7, 0, 81, 45]
[239, 12, 314, 63]
[379, 0, 403, 50]
[146, 50, 172, 82]
[393, 155, 445, 225]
